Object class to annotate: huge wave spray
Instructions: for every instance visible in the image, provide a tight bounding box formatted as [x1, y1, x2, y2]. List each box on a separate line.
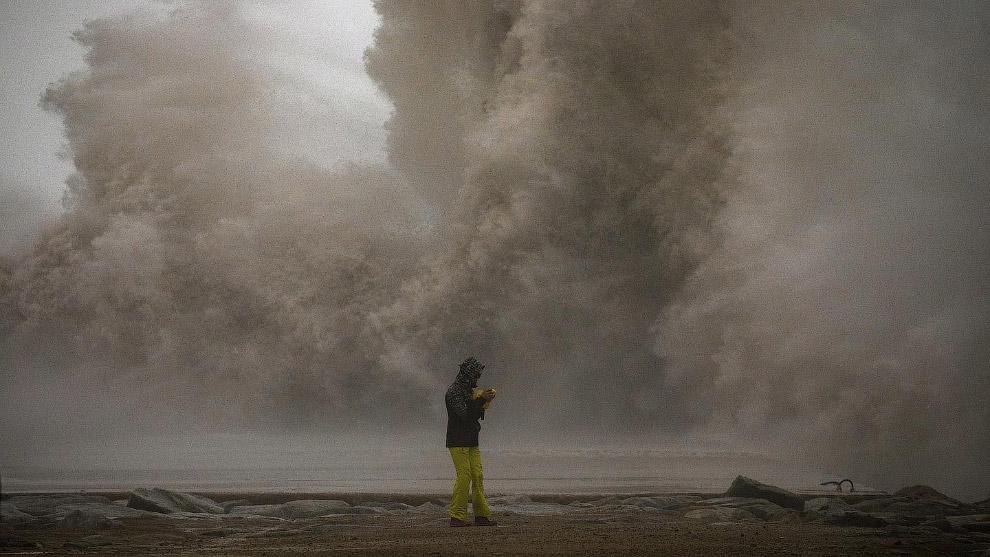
[1, 1, 987, 499]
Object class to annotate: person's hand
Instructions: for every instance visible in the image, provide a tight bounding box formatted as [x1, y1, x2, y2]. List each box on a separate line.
[481, 388, 496, 401]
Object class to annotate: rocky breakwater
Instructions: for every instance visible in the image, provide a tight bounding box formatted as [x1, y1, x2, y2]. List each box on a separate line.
[683, 477, 989, 531]
[0, 487, 446, 551]
[685, 476, 990, 551]
[724, 475, 805, 511]
[127, 487, 225, 515]
[1, 494, 152, 529]
[2, 481, 988, 554]
[1, 488, 437, 530]
[667, 476, 804, 524]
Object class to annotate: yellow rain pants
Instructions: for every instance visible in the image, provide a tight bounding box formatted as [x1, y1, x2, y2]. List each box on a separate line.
[448, 447, 490, 521]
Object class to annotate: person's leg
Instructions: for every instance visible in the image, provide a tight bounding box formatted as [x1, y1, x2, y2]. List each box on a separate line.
[468, 446, 491, 519]
[448, 447, 472, 523]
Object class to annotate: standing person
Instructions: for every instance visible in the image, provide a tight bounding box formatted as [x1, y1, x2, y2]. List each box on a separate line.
[445, 356, 497, 527]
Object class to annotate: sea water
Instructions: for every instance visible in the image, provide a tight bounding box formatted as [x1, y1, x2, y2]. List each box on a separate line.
[2, 440, 842, 494]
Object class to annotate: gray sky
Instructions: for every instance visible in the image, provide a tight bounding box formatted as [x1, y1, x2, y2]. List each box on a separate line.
[1, 1, 135, 252]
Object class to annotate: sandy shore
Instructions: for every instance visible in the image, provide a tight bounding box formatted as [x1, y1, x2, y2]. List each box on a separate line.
[3, 491, 989, 556]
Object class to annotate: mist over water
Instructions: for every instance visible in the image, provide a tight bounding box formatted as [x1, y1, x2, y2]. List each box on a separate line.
[1, 1, 987, 500]
[659, 2, 990, 497]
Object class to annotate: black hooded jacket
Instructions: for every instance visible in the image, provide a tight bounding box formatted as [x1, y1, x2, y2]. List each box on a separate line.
[445, 368, 487, 448]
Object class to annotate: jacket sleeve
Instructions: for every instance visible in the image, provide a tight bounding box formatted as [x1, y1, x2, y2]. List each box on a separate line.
[447, 387, 486, 422]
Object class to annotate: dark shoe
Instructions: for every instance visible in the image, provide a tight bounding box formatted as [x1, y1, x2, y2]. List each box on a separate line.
[449, 517, 471, 527]
[474, 516, 497, 527]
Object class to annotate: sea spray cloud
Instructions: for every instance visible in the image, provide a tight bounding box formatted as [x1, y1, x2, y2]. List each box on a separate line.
[1, 1, 987, 500]
[365, 0, 735, 432]
[0, 3, 431, 442]
[2, 0, 735, 442]
[657, 3, 990, 495]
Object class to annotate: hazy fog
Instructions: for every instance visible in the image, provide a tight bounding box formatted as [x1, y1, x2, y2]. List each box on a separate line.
[1, 1, 987, 500]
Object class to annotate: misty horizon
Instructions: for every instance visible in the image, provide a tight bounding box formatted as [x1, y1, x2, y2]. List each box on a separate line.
[1, 1, 988, 502]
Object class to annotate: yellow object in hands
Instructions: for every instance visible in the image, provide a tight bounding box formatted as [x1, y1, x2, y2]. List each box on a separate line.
[472, 388, 495, 409]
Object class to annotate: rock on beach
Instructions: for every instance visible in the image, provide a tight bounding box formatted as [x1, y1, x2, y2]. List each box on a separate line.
[127, 488, 224, 514]
[724, 475, 805, 511]
[823, 509, 887, 527]
[1, 502, 35, 525]
[695, 497, 793, 521]
[57, 509, 123, 529]
[227, 499, 352, 518]
[804, 497, 851, 515]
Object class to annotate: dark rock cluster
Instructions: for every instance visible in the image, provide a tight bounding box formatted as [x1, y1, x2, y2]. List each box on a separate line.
[724, 475, 805, 510]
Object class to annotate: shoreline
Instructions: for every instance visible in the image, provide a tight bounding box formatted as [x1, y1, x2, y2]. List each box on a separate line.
[2, 489, 890, 506]
[4, 485, 988, 555]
